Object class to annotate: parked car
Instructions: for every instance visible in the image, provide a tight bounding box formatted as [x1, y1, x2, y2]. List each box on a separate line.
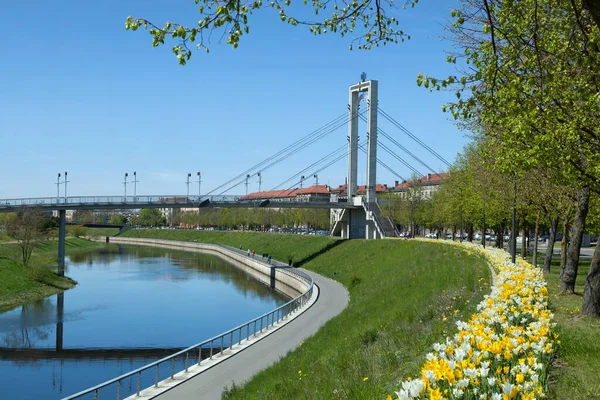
[445, 233, 453, 240]
[425, 233, 437, 239]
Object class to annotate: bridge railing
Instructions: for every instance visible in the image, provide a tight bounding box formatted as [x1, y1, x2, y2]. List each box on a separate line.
[0, 195, 244, 208]
[61, 252, 314, 400]
[0, 195, 349, 210]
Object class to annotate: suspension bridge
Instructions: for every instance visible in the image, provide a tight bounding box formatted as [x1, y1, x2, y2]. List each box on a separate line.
[0, 77, 451, 267]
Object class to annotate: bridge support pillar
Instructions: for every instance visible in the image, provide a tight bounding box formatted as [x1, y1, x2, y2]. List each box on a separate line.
[58, 210, 66, 275]
[366, 80, 378, 203]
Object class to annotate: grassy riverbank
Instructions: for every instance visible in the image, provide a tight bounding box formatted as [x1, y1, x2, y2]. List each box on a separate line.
[85, 227, 121, 237]
[122, 230, 490, 398]
[0, 237, 99, 312]
[540, 256, 600, 399]
[123, 229, 339, 267]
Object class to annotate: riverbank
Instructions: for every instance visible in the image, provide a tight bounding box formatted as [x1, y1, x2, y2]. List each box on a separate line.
[0, 237, 99, 312]
[121, 229, 491, 398]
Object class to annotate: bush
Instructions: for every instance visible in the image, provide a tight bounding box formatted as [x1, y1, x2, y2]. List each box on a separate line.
[67, 225, 87, 238]
[27, 265, 49, 283]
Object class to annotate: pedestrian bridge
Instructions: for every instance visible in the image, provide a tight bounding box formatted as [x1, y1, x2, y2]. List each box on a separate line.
[0, 194, 358, 214]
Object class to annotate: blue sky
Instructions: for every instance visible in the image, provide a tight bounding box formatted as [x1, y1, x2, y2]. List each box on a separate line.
[0, 0, 469, 198]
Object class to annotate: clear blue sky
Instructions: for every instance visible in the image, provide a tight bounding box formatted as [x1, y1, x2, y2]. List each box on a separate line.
[0, 0, 469, 198]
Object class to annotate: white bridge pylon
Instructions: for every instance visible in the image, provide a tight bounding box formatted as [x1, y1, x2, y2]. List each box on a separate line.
[348, 79, 378, 203]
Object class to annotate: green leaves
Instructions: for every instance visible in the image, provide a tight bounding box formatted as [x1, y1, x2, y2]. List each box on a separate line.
[126, 0, 412, 63]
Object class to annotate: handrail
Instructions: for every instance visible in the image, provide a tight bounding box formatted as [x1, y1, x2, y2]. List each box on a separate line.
[362, 199, 386, 238]
[372, 198, 400, 238]
[61, 244, 314, 400]
[0, 195, 355, 212]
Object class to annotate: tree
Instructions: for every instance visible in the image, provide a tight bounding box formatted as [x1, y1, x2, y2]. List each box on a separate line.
[137, 209, 166, 226]
[72, 210, 95, 224]
[582, 195, 600, 314]
[67, 225, 88, 238]
[109, 215, 128, 225]
[125, 0, 418, 64]
[6, 209, 51, 266]
[430, 0, 599, 309]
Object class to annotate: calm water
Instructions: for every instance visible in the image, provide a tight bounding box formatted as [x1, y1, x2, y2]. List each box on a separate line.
[0, 245, 287, 400]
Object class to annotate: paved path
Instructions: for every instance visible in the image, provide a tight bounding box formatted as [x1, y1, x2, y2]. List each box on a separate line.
[156, 269, 349, 400]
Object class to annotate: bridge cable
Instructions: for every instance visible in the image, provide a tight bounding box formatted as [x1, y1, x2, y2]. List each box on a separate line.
[378, 108, 452, 168]
[215, 112, 361, 196]
[378, 141, 424, 177]
[270, 143, 349, 191]
[204, 112, 350, 196]
[358, 114, 443, 177]
[358, 143, 406, 182]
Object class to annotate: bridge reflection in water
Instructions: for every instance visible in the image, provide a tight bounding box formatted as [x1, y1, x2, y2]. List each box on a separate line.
[0, 245, 287, 400]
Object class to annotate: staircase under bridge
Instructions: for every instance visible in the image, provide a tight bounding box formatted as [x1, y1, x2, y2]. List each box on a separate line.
[330, 198, 399, 239]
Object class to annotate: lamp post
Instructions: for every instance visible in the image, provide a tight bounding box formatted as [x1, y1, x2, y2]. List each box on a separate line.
[197, 172, 202, 197]
[245, 174, 250, 195]
[123, 173, 129, 198]
[257, 172, 262, 192]
[64, 172, 69, 203]
[313, 174, 318, 196]
[132, 171, 139, 200]
[186, 173, 191, 197]
[56, 173, 62, 200]
[300, 175, 305, 189]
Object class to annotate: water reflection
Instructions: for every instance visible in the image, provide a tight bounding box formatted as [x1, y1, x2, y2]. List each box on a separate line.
[0, 245, 287, 399]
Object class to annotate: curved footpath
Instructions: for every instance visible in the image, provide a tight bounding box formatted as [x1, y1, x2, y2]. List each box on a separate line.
[159, 269, 348, 399]
[104, 238, 349, 400]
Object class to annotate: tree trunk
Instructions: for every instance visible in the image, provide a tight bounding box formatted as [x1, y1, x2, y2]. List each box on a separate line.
[509, 218, 518, 257]
[582, 0, 600, 30]
[521, 220, 528, 260]
[560, 219, 568, 275]
[582, 240, 600, 316]
[533, 216, 540, 267]
[544, 217, 559, 274]
[495, 225, 502, 248]
[560, 188, 591, 293]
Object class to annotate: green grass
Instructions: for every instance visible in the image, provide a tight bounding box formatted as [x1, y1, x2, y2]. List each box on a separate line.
[535, 254, 600, 399]
[0, 258, 76, 312]
[0, 236, 100, 312]
[123, 230, 491, 399]
[122, 229, 339, 265]
[85, 227, 121, 237]
[0, 229, 11, 241]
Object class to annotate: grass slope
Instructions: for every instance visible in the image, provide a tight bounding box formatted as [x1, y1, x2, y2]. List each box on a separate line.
[538, 255, 600, 399]
[123, 230, 490, 399]
[122, 230, 339, 266]
[0, 237, 99, 312]
[85, 227, 121, 237]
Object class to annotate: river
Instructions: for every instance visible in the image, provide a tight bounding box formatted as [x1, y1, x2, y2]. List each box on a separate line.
[0, 244, 288, 399]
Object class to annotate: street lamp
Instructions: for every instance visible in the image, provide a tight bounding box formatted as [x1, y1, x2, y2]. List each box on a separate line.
[197, 171, 202, 197]
[313, 174, 318, 196]
[56, 173, 62, 199]
[300, 175, 305, 189]
[64, 171, 69, 202]
[132, 171, 139, 200]
[186, 173, 191, 197]
[123, 173, 129, 198]
[257, 172, 262, 192]
[245, 174, 250, 195]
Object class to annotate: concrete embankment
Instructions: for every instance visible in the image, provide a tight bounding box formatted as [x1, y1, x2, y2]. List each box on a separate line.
[96, 236, 349, 400]
[103, 237, 307, 299]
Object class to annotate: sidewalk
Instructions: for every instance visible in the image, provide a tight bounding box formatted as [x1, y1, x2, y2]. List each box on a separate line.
[155, 268, 349, 399]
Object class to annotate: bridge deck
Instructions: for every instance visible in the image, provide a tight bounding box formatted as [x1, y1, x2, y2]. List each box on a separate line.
[0, 195, 357, 213]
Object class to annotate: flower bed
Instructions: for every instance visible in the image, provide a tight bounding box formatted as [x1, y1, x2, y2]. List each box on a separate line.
[394, 240, 555, 400]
